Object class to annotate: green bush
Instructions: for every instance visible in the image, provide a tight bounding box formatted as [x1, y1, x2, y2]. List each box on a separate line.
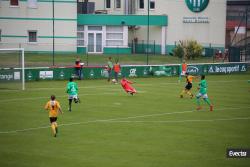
[173, 40, 203, 60]
[173, 44, 184, 59]
[185, 40, 203, 60]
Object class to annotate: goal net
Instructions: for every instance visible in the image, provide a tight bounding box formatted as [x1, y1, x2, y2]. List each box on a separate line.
[0, 48, 25, 90]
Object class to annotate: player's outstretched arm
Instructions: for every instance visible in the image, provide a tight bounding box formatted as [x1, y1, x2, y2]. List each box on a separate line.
[44, 102, 49, 110]
[59, 107, 63, 114]
[127, 80, 134, 84]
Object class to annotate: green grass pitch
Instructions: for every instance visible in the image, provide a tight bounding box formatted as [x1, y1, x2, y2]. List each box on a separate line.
[0, 74, 250, 167]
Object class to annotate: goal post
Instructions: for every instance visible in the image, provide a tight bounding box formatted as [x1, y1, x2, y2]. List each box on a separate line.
[0, 48, 25, 90]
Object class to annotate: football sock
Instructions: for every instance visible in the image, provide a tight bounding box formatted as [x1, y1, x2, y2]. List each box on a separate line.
[204, 98, 211, 106]
[54, 123, 58, 133]
[51, 124, 56, 136]
[69, 99, 72, 111]
[187, 91, 193, 97]
[74, 98, 78, 103]
[196, 97, 201, 106]
[180, 90, 185, 96]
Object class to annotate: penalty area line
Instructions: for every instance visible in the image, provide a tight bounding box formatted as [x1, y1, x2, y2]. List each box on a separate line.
[0, 106, 250, 134]
[104, 117, 250, 123]
[0, 91, 146, 103]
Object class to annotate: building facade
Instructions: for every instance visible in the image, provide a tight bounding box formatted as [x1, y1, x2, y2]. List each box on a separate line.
[0, 0, 77, 53]
[0, 0, 226, 54]
[226, 0, 250, 48]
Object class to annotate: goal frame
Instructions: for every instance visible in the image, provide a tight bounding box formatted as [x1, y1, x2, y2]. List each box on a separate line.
[0, 48, 25, 90]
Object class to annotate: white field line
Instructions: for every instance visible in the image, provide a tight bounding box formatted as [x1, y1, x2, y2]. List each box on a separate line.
[0, 93, 115, 103]
[0, 106, 250, 134]
[0, 79, 247, 92]
[105, 117, 250, 123]
[0, 90, 146, 103]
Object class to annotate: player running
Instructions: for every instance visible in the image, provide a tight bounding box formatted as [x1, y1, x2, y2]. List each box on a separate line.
[180, 72, 195, 98]
[44, 95, 63, 137]
[196, 75, 213, 111]
[66, 77, 80, 112]
[120, 76, 137, 95]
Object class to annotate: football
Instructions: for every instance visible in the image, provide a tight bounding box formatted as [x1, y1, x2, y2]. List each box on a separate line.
[112, 79, 116, 83]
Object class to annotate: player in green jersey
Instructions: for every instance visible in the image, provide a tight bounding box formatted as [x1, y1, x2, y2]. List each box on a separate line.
[66, 77, 80, 112]
[196, 75, 213, 111]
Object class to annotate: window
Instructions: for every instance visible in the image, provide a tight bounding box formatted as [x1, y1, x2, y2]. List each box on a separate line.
[106, 0, 111, 8]
[10, 0, 19, 6]
[28, 31, 37, 42]
[88, 26, 102, 31]
[106, 26, 123, 47]
[115, 0, 121, 9]
[77, 25, 84, 46]
[150, 0, 155, 9]
[139, 0, 144, 9]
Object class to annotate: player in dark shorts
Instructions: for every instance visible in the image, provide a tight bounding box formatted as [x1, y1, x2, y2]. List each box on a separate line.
[45, 95, 63, 137]
[180, 73, 195, 98]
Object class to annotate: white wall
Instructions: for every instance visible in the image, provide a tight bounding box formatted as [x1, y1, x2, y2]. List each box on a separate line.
[95, 0, 226, 49]
[0, 1, 77, 52]
[133, 0, 226, 47]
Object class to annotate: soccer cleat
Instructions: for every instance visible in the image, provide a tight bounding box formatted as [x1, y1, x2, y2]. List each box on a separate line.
[190, 94, 194, 99]
[55, 127, 58, 134]
[180, 95, 183, 98]
[68, 108, 72, 112]
[210, 105, 213, 112]
[196, 106, 202, 110]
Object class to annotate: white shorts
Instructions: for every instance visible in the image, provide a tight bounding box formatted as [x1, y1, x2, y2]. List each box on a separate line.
[196, 93, 208, 99]
[68, 94, 78, 100]
[181, 71, 186, 76]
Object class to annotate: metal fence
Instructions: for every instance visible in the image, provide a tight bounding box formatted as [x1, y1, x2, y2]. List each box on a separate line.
[129, 40, 158, 54]
[0, 42, 235, 67]
[229, 36, 250, 62]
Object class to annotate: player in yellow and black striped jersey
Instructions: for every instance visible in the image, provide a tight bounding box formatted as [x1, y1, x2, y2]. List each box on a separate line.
[44, 95, 63, 137]
[180, 73, 196, 99]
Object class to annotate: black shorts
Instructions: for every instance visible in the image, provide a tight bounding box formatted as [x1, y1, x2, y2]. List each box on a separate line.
[185, 83, 192, 90]
[50, 117, 57, 123]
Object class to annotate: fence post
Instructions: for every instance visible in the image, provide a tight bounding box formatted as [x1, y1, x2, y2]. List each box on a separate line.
[19, 43, 22, 66]
[131, 40, 134, 54]
[210, 43, 215, 63]
[142, 40, 144, 54]
[154, 40, 155, 55]
[86, 47, 89, 66]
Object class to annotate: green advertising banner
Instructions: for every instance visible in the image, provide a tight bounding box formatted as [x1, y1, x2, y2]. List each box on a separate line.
[186, 64, 204, 75]
[149, 65, 179, 76]
[186, 63, 247, 75]
[0, 63, 247, 82]
[207, 63, 247, 74]
[0, 69, 22, 81]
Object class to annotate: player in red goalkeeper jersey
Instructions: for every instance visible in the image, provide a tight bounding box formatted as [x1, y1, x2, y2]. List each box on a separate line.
[120, 76, 137, 95]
